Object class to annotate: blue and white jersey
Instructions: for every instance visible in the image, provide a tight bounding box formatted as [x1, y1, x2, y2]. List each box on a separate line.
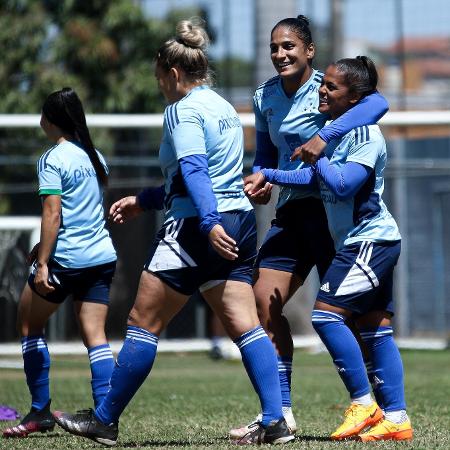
[253, 69, 326, 207]
[159, 85, 252, 222]
[320, 125, 401, 250]
[37, 141, 116, 268]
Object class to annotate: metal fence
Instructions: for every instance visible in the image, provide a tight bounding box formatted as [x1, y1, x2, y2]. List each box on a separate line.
[0, 113, 449, 343]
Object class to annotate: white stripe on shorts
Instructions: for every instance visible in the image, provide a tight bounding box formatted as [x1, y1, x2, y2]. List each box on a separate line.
[335, 241, 379, 296]
[147, 219, 198, 272]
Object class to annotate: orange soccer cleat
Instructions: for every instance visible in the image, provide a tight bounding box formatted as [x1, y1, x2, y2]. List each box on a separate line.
[330, 402, 383, 440]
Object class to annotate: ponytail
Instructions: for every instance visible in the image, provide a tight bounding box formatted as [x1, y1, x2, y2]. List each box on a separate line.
[42, 88, 108, 186]
[334, 56, 378, 98]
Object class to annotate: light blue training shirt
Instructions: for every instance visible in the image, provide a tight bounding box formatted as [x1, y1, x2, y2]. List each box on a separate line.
[159, 84, 252, 223]
[253, 70, 389, 209]
[37, 140, 116, 268]
[253, 70, 326, 206]
[320, 125, 401, 250]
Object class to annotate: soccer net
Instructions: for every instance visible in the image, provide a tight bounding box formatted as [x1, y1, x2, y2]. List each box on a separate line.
[0, 217, 40, 341]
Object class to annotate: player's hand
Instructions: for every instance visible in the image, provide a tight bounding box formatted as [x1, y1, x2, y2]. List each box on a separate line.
[208, 224, 238, 261]
[27, 242, 40, 266]
[291, 134, 327, 163]
[109, 196, 143, 224]
[243, 172, 270, 201]
[248, 181, 273, 205]
[34, 263, 55, 296]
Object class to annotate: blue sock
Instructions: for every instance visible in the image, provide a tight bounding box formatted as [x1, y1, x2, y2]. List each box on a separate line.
[364, 358, 384, 409]
[22, 335, 51, 410]
[234, 325, 283, 427]
[95, 326, 158, 425]
[88, 344, 115, 408]
[278, 356, 292, 408]
[360, 327, 406, 411]
[311, 310, 370, 399]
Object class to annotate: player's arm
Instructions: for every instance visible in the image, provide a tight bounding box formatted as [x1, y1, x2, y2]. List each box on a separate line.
[35, 194, 61, 294]
[316, 129, 382, 199]
[294, 92, 389, 163]
[253, 131, 278, 172]
[109, 186, 165, 224]
[250, 99, 278, 203]
[179, 155, 238, 261]
[314, 157, 372, 200]
[137, 186, 165, 210]
[172, 106, 238, 261]
[35, 155, 61, 294]
[244, 167, 316, 195]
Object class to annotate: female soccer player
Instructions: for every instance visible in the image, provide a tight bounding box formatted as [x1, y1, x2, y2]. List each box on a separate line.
[2, 88, 117, 439]
[244, 55, 413, 442]
[53, 18, 294, 446]
[230, 15, 389, 439]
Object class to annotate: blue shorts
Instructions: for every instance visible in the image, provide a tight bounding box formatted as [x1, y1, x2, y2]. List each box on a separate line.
[255, 198, 335, 281]
[317, 240, 401, 315]
[144, 210, 257, 296]
[28, 260, 116, 305]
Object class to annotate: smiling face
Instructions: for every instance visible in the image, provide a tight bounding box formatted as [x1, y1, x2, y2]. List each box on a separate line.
[318, 64, 360, 119]
[270, 25, 314, 91]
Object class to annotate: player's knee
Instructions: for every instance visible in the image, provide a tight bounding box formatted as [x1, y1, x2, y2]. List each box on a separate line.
[127, 308, 165, 335]
[311, 309, 345, 333]
[127, 308, 144, 328]
[17, 321, 28, 337]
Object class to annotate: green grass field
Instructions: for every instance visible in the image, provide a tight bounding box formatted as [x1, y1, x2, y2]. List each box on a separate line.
[0, 349, 449, 449]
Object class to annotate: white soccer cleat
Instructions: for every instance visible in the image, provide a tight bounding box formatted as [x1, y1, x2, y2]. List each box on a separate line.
[282, 406, 297, 433]
[229, 414, 262, 440]
[229, 407, 297, 440]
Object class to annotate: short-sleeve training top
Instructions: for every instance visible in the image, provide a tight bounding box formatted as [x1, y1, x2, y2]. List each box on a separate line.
[319, 125, 401, 250]
[37, 140, 116, 268]
[253, 69, 326, 207]
[159, 85, 252, 223]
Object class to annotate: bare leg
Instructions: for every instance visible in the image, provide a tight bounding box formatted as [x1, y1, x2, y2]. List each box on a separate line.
[127, 271, 189, 335]
[253, 268, 303, 356]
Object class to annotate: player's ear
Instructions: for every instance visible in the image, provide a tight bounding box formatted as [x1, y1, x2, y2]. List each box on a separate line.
[349, 92, 362, 105]
[169, 67, 179, 82]
[306, 43, 315, 61]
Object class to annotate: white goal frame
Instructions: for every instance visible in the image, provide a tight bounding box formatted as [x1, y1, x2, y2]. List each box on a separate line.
[1, 111, 450, 128]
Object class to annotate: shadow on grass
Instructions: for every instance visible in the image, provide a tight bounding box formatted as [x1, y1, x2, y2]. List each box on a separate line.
[297, 434, 333, 442]
[121, 437, 229, 447]
[120, 435, 332, 447]
[1, 431, 60, 439]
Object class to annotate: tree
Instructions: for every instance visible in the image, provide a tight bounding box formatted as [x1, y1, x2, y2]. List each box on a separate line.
[0, 1, 204, 214]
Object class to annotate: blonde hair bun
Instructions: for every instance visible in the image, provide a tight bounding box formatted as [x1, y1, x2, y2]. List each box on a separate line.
[176, 18, 209, 50]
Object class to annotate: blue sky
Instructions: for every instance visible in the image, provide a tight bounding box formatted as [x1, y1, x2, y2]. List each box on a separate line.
[144, 0, 450, 59]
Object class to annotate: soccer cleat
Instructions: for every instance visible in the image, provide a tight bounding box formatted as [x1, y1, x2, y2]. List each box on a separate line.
[358, 418, 413, 442]
[330, 402, 383, 440]
[229, 407, 297, 440]
[53, 408, 118, 446]
[2, 400, 55, 438]
[229, 413, 263, 440]
[234, 417, 295, 445]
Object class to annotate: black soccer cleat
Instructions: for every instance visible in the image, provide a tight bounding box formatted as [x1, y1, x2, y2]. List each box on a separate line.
[3, 400, 55, 438]
[53, 408, 118, 446]
[234, 417, 295, 445]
